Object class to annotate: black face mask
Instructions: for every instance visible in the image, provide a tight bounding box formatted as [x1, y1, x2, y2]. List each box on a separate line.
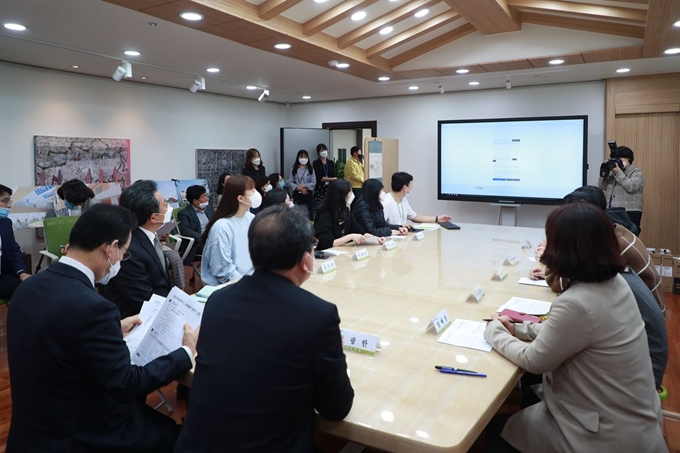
[358, 154, 363, 162]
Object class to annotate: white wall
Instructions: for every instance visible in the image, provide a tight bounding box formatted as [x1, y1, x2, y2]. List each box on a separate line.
[288, 81, 606, 228]
[330, 130, 358, 161]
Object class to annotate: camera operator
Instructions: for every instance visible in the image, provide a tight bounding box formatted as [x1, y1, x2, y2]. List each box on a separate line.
[601, 146, 645, 234]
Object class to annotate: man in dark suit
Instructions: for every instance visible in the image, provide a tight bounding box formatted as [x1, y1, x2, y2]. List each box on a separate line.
[177, 184, 214, 265]
[175, 204, 354, 453]
[0, 184, 31, 298]
[100, 180, 174, 318]
[7, 204, 199, 453]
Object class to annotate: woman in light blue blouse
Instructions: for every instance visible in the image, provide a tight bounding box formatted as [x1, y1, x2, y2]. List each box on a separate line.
[287, 150, 316, 220]
[200, 175, 262, 285]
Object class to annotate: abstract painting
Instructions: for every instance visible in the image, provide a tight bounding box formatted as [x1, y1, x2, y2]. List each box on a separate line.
[196, 149, 247, 208]
[34, 135, 131, 189]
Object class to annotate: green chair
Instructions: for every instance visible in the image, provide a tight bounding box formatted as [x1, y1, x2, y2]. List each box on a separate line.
[40, 216, 79, 263]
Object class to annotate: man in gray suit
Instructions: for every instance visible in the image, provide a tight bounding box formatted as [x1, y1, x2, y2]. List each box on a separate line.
[177, 185, 214, 265]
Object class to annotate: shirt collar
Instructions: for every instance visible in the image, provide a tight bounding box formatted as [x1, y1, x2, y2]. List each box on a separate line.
[59, 256, 96, 287]
[139, 226, 156, 245]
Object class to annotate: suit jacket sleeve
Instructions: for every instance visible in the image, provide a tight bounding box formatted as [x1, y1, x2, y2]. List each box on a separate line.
[78, 300, 192, 401]
[313, 160, 323, 189]
[2, 222, 26, 273]
[111, 249, 157, 315]
[178, 208, 201, 241]
[484, 295, 591, 375]
[314, 212, 336, 251]
[313, 304, 354, 421]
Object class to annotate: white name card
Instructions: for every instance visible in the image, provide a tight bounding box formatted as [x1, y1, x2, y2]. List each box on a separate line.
[655, 265, 661, 275]
[504, 255, 520, 266]
[662, 266, 673, 277]
[426, 309, 452, 335]
[467, 284, 485, 303]
[492, 266, 508, 281]
[382, 240, 397, 251]
[341, 329, 380, 356]
[351, 248, 370, 261]
[317, 260, 337, 274]
[413, 231, 426, 241]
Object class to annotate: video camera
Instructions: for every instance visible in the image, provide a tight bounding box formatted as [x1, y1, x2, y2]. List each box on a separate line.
[599, 140, 624, 178]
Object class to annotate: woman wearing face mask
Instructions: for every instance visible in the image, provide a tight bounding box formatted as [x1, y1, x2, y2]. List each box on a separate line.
[314, 180, 384, 250]
[287, 150, 316, 220]
[241, 149, 266, 182]
[251, 177, 272, 215]
[260, 188, 292, 211]
[268, 173, 285, 191]
[57, 179, 99, 215]
[200, 176, 260, 285]
[217, 172, 231, 204]
[312, 143, 336, 211]
[352, 179, 408, 238]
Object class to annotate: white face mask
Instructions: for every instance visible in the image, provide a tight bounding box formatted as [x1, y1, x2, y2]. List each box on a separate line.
[320, 151, 328, 158]
[264, 184, 272, 193]
[379, 191, 386, 202]
[346, 193, 355, 209]
[98, 246, 121, 285]
[405, 187, 412, 198]
[162, 207, 173, 224]
[243, 191, 262, 209]
[198, 201, 209, 209]
[289, 202, 295, 208]
[299, 158, 308, 165]
[304, 252, 314, 275]
[621, 160, 628, 169]
[252, 158, 261, 166]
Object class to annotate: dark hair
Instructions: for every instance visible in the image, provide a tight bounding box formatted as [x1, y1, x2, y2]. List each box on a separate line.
[186, 185, 207, 204]
[268, 173, 282, 188]
[541, 204, 624, 283]
[120, 180, 160, 226]
[0, 184, 12, 197]
[291, 150, 313, 176]
[317, 179, 351, 223]
[362, 179, 384, 212]
[249, 204, 315, 271]
[57, 179, 95, 205]
[68, 204, 138, 252]
[244, 148, 262, 170]
[391, 172, 413, 192]
[615, 146, 634, 163]
[255, 177, 271, 197]
[316, 143, 328, 154]
[201, 175, 255, 243]
[217, 172, 232, 195]
[350, 146, 361, 157]
[562, 186, 606, 211]
[261, 188, 289, 210]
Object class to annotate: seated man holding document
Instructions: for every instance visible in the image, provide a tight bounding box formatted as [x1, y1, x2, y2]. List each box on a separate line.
[382, 172, 450, 228]
[484, 203, 664, 453]
[6, 204, 199, 453]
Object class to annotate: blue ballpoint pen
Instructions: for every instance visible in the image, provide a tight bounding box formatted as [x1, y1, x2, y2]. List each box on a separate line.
[438, 369, 487, 378]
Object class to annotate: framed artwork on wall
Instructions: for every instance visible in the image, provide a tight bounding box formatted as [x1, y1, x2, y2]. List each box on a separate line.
[196, 149, 247, 208]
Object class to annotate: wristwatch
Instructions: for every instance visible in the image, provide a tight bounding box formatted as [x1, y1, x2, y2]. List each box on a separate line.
[435, 216, 439, 223]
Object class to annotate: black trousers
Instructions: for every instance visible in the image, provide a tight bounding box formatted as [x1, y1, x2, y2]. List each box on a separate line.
[293, 191, 314, 220]
[0, 273, 21, 299]
[627, 211, 642, 236]
[485, 414, 519, 453]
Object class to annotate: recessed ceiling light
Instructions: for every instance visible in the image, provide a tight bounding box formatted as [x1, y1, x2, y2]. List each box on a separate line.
[124, 50, 141, 56]
[141, 76, 147, 80]
[616, 68, 630, 73]
[673, 20, 680, 27]
[314, 0, 328, 2]
[456, 68, 470, 74]
[180, 12, 204, 21]
[302, 95, 312, 99]
[274, 43, 291, 50]
[409, 85, 419, 90]
[414, 9, 429, 18]
[469, 81, 480, 86]
[664, 48, 680, 55]
[4, 23, 26, 31]
[336, 63, 350, 68]
[548, 59, 565, 65]
[206, 67, 220, 73]
[379, 26, 393, 35]
[246, 86, 257, 90]
[147, 22, 158, 27]
[351, 11, 367, 21]
[72, 65, 80, 69]
[378, 76, 390, 81]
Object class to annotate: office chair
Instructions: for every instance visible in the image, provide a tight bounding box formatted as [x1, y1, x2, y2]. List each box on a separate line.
[39, 216, 79, 264]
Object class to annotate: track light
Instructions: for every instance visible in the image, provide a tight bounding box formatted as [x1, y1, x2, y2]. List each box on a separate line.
[436, 81, 444, 94]
[112, 61, 132, 81]
[190, 76, 205, 93]
[505, 76, 511, 90]
[258, 89, 270, 103]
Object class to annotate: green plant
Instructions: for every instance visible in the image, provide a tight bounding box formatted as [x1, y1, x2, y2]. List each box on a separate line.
[335, 160, 345, 180]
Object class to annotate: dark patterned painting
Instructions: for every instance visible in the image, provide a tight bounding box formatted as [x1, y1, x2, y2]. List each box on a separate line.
[196, 149, 247, 208]
[34, 135, 131, 189]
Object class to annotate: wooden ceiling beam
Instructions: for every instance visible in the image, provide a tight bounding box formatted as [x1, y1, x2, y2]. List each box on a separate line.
[642, 0, 680, 58]
[443, 0, 520, 34]
[338, 0, 441, 49]
[521, 12, 645, 38]
[258, 0, 305, 21]
[365, 10, 461, 58]
[389, 23, 476, 67]
[508, 0, 647, 23]
[303, 0, 380, 36]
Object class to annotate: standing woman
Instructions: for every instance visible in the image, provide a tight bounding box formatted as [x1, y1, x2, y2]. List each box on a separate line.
[312, 143, 336, 211]
[200, 175, 261, 285]
[287, 150, 316, 220]
[216, 172, 231, 204]
[241, 148, 266, 182]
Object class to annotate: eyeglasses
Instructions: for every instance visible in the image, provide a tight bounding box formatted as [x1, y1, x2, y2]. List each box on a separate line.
[0, 197, 12, 205]
[108, 242, 132, 261]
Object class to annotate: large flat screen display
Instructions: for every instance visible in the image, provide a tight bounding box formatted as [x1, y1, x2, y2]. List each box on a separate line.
[438, 116, 587, 205]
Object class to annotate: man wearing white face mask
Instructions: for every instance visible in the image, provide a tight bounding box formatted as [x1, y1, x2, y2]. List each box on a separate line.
[99, 180, 175, 318]
[200, 175, 258, 285]
[601, 146, 645, 234]
[7, 204, 200, 453]
[383, 172, 452, 228]
[178, 185, 215, 265]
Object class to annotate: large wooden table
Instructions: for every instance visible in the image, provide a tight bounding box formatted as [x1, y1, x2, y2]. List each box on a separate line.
[305, 223, 555, 453]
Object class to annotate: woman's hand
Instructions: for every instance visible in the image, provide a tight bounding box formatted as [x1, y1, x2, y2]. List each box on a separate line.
[376, 237, 386, 245]
[491, 313, 516, 336]
[529, 267, 545, 280]
[297, 184, 308, 195]
[349, 234, 365, 244]
[398, 226, 409, 235]
[535, 240, 546, 259]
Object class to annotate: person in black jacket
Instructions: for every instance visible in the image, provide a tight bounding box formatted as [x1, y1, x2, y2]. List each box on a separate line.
[312, 143, 336, 210]
[0, 185, 31, 298]
[313, 179, 384, 250]
[175, 204, 354, 453]
[241, 148, 266, 182]
[177, 185, 215, 265]
[352, 179, 408, 238]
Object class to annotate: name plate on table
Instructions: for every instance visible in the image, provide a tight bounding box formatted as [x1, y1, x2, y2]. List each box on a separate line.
[426, 309, 452, 335]
[492, 267, 508, 281]
[351, 248, 370, 261]
[317, 260, 337, 274]
[382, 240, 397, 251]
[413, 231, 426, 241]
[341, 329, 380, 356]
[467, 284, 485, 303]
[504, 255, 520, 266]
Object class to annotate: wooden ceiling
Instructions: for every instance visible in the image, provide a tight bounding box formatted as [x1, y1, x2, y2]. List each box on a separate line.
[105, 0, 679, 82]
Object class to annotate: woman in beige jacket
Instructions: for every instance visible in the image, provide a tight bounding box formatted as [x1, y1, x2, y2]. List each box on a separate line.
[485, 203, 665, 453]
